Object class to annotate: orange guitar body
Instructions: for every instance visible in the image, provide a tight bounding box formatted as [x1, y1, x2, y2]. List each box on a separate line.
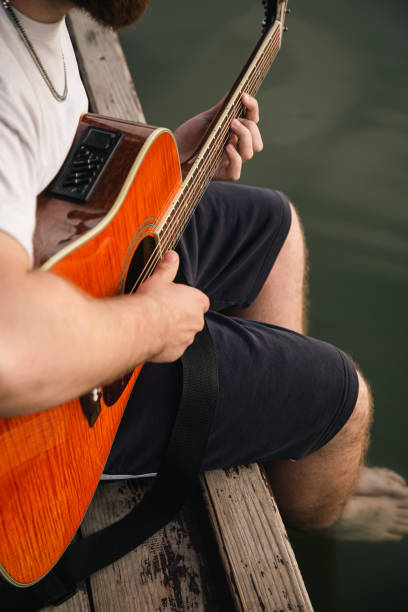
[0, 115, 182, 586]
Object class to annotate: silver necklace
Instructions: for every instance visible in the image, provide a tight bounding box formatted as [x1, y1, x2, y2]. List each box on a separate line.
[1, 0, 68, 102]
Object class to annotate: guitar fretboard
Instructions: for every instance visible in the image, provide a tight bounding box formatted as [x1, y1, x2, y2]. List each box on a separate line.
[156, 20, 283, 253]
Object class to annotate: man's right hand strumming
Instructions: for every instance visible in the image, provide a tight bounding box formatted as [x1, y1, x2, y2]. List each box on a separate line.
[138, 250, 210, 363]
[0, 235, 208, 417]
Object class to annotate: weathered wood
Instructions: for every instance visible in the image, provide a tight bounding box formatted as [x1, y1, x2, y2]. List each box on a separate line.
[202, 465, 314, 611]
[80, 480, 228, 611]
[41, 478, 230, 612]
[67, 9, 146, 122]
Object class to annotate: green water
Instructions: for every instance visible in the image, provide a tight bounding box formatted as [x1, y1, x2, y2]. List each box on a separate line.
[120, 1, 408, 609]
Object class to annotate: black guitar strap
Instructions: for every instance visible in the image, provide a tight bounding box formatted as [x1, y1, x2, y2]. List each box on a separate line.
[0, 322, 218, 611]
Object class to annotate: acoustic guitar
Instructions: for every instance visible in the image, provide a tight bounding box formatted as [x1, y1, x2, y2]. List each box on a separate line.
[0, 0, 289, 587]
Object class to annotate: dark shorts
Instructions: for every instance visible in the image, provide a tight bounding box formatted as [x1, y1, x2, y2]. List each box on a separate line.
[103, 182, 359, 478]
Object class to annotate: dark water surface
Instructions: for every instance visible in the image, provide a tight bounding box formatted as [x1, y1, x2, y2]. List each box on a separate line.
[120, 1, 408, 609]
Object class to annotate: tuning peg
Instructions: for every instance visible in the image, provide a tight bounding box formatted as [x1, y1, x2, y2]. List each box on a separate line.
[283, 26, 288, 32]
[285, 8, 292, 14]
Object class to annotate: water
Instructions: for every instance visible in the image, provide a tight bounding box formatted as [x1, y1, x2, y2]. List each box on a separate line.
[119, 1, 408, 609]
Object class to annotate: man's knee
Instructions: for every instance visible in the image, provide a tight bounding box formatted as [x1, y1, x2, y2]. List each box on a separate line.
[356, 371, 373, 421]
[285, 199, 306, 254]
[316, 370, 372, 464]
[337, 370, 372, 451]
[266, 197, 306, 274]
[281, 373, 372, 531]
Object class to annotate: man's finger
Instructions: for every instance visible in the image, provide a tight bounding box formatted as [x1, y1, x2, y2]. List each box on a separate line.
[153, 250, 179, 282]
[238, 118, 263, 153]
[231, 119, 254, 161]
[224, 144, 242, 181]
[198, 290, 211, 312]
[242, 93, 259, 123]
[229, 133, 239, 148]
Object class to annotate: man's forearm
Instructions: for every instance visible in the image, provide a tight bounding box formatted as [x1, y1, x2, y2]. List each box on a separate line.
[0, 269, 156, 417]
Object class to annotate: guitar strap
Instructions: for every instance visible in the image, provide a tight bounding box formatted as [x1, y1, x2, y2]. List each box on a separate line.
[0, 322, 218, 612]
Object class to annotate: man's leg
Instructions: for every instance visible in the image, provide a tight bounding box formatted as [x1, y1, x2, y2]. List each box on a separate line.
[264, 372, 371, 529]
[230, 202, 370, 528]
[228, 202, 307, 333]
[108, 184, 408, 539]
[230, 199, 406, 534]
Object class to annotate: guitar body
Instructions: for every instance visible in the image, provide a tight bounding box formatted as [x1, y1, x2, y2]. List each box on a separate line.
[0, 114, 182, 586]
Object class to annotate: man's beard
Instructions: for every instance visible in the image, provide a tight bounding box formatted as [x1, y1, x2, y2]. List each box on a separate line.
[72, 0, 150, 30]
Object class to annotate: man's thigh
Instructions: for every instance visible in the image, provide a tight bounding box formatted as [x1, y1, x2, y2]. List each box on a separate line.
[104, 312, 358, 477]
[104, 182, 357, 477]
[175, 181, 291, 311]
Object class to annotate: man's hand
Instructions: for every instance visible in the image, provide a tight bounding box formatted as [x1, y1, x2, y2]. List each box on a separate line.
[0, 234, 208, 416]
[137, 251, 210, 363]
[174, 93, 263, 181]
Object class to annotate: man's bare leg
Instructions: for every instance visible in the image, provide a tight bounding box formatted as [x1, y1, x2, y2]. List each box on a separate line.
[230, 200, 408, 537]
[230, 201, 307, 333]
[264, 372, 371, 529]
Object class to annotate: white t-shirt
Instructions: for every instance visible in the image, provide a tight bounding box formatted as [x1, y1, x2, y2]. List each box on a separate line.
[0, 6, 88, 264]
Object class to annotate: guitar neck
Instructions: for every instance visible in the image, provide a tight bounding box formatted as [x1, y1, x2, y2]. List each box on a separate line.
[155, 18, 284, 250]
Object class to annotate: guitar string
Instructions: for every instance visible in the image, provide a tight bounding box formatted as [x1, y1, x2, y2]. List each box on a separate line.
[158, 30, 281, 252]
[127, 30, 281, 295]
[150, 31, 280, 248]
[147, 37, 280, 264]
[127, 33, 280, 295]
[165, 35, 280, 240]
[130, 30, 280, 293]
[155, 29, 281, 250]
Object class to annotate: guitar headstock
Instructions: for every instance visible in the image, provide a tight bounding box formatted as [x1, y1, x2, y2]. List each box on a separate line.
[261, 0, 290, 34]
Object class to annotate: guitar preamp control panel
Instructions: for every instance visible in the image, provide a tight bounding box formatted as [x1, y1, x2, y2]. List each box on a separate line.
[48, 127, 123, 203]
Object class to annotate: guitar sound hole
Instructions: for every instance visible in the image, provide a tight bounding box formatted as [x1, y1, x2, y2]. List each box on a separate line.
[103, 235, 156, 407]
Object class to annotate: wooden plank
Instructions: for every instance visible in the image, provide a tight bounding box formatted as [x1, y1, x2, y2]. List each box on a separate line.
[67, 9, 146, 121]
[80, 480, 229, 611]
[39, 482, 230, 612]
[202, 465, 314, 611]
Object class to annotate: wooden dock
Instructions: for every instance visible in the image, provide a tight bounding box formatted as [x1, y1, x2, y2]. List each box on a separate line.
[43, 10, 313, 611]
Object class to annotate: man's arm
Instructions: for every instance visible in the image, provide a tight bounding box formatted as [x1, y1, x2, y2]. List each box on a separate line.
[0, 232, 209, 418]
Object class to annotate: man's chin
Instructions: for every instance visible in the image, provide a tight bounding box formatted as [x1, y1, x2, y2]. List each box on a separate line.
[72, 0, 149, 30]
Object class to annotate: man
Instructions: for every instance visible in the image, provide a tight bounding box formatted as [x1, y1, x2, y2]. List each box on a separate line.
[0, 0, 407, 543]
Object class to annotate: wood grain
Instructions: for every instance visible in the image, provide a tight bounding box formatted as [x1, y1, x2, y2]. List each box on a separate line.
[67, 10, 146, 122]
[202, 465, 313, 611]
[81, 480, 228, 611]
